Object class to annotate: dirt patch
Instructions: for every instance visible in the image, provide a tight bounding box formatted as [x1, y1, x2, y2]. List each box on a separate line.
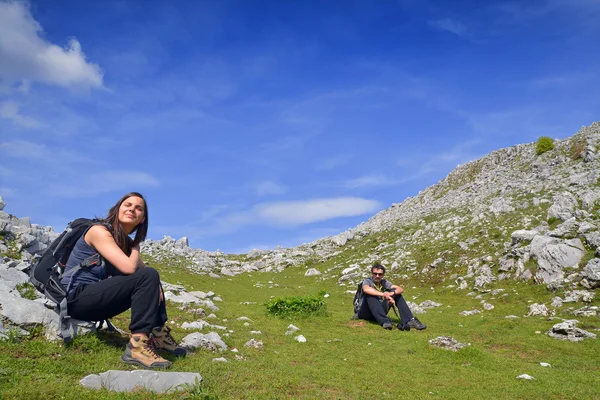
[346, 320, 367, 328]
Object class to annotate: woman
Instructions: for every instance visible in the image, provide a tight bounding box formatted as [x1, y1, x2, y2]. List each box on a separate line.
[61, 192, 185, 369]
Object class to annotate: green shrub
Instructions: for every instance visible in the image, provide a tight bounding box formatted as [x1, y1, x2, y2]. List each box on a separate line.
[536, 136, 554, 155]
[266, 294, 327, 318]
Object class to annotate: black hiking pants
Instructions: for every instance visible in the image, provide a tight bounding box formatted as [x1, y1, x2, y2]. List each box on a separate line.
[358, 293, 414, 326]
[67, 267, 167, 334]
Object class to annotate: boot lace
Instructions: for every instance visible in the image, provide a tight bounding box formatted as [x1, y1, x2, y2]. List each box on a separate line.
[162, 326, 178, 346]
[144, 337, 163, 359]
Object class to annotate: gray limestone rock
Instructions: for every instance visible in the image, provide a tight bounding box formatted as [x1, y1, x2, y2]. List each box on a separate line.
[547, 218, 579, 238]
[459, 309, 481, 316]
[489, 198, 515, 215]
[516, 374, 536, 381]
[429, 336, 468, 351]
[547, 192, 578, 221]
[527, 303, 550, 317]
[164, 291, 202, 305]
[0, 291, 59, 339]
[563, 290, 595, 303]
[581, 258, 600, 288]
[80, 370, 202, 393]
[530, 237, 585, 284]
[551, 297, 563, 308]
[580, 190, 599, 210]
[546, 320, 597, 342]
[304, 268, 321, 277]
[181, 331, 227, 351]
[245, 338, 263, 348]
[585, 232, 600, 250]
[0, 266, 29, 287]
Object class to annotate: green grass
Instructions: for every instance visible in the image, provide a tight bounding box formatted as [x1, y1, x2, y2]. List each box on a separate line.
[0, 232, 22, 260]
[16, 283, 37, 300]
[1, 254, 599, 400]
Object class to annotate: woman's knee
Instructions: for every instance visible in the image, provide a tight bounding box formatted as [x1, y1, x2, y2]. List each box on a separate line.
[135, 266, 160, 282]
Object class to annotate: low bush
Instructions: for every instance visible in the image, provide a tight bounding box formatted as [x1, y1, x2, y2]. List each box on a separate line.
[569, 137, 587, 160]
[266, 294, 327, 318]
[536, 136, 554, 155]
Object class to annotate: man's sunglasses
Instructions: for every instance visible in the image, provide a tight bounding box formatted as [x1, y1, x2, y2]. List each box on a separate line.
[372, 272, 384, 276]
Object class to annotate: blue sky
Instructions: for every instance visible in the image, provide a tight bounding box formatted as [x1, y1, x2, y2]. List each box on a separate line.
[1, 0, 599, 253]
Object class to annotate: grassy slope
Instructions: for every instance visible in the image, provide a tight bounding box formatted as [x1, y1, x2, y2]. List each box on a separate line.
[1, 253, 598, 400]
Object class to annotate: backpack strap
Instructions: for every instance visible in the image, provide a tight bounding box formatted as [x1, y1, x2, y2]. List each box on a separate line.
[59, 297, 73, 343]
[61, 253, 104, 295]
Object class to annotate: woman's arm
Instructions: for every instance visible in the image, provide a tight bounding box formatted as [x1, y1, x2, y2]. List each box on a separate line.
[85, 225, 140, 275]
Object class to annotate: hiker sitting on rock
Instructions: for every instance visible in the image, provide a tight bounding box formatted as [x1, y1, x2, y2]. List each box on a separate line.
[60, 192, 186, 369]
[354, 262, 426, 331]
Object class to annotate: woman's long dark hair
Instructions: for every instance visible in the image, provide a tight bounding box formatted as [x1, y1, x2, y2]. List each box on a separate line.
[99, 192, 149, 255]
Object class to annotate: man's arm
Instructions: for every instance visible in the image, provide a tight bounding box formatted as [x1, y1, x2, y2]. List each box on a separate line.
[362, 285, 386, 297]
[389, 284, 404, 295]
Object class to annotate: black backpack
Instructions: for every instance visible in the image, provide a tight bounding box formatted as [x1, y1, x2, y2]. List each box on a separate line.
[29, 218, 104, 342]
[352, 283, 363, 316]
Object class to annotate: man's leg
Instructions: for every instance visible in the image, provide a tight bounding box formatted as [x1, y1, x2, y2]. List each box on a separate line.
[393, 294, 414, 325]
[393, 294, 427, 330]
[359, 295, 392, 326]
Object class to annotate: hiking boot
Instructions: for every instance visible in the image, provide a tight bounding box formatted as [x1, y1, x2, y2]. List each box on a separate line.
[382, 322, 393, 330]
[151, 326, 187, 357]
[407, 317, 427, 330]
[397, 323, 410, 331]
[121, 335, 172, 369]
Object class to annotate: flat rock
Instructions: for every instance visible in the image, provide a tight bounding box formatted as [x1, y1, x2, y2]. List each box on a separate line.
[429, 336, 467, 351]
[516, 374, 536, 381]
[80, 370, 202, 393]
[546, 320, 597, 342]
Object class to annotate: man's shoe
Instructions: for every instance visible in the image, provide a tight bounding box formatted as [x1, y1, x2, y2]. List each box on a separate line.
[121, 335, 172, 369]
[397, 323, 410, 331]
[407, 317, 427, 330]
[151, 326, 187, 357]
[382, 322, 393, 330]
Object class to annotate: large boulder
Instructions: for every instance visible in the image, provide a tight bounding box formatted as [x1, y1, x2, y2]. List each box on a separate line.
[547, 192, 579, 221]
[581, 259, 600, 288]
[530, 237, 585, 284]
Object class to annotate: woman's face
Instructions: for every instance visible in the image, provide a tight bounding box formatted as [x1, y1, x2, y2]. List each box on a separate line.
[118, 196, 145, 228]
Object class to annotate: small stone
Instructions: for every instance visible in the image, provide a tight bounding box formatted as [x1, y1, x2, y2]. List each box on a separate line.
[516, 374, 535, 380]
[212, 357, 228, 363]
[540, 362, 551, 367]
[295, 335, 306, 343]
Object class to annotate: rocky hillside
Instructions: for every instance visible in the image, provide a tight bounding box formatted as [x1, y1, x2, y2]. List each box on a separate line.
[143, 122, 600, 293]
[1, 122, 599, 340]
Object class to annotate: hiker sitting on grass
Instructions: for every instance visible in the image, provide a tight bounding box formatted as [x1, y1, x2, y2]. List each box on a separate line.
[60, 192, 186, 369]
[354, 263, 426, 331]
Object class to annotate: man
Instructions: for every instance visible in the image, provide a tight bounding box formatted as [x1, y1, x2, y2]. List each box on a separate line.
[355, 262, 426, 330]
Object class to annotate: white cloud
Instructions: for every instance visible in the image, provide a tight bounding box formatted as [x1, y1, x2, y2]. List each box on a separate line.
[429, 18, 468, 36]
[255, 181, 286, 196]
[256, 197, 381, 225]
[0, 1, 103, 89]
[48, 171, 160, 198]
[342, 174, 400, 189]
[0, 101, 41, 128]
